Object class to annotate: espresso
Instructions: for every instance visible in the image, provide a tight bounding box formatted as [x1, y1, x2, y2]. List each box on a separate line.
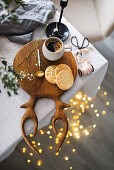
[46, 39, 62, 52]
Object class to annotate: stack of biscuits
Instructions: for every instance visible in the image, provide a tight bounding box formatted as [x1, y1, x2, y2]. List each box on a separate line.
[45, 64, 74, 90]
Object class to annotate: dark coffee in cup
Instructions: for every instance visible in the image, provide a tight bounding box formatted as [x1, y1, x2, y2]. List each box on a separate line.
[45, 38, 62, 52]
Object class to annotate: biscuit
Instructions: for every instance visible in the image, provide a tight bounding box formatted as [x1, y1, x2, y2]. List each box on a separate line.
[56, 70, 74, 90]
[55, 64, 71, 75]
[45, 65, 57, 84]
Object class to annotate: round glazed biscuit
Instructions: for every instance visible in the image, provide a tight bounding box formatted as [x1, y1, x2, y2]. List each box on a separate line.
[55, 64, 71, 75]
[45, 65, 57, 84]
[56, 70, 74, 90]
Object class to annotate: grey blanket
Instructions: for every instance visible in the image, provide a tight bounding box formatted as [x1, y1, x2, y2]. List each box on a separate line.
[0, 0, 56, 44]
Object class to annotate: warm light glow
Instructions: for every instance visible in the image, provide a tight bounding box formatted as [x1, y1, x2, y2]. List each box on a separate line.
[30, 153, 33, 156]
[69, 133, 73, 136]
[68, 131, 71, 135]
[70, 167, 73, 170]
[90, 104, 94, 108]
[73, 101, 76, 105]
[55, 138, 59, 141]
[96, 113, 99, 117]
[76, 94, 82, 99]
[27, 159, 31, 163]
[80, 104, 84, 108]
[79, 125, 83, 129]
[84, 129, 89, 136]
[65, 156, 69, 161]
[88, 97, 92, 101]
[76, 123, 79, 127]
[98, 86, 100, 90]
[67, 141, 70, 144]
[83, 97, 86, 101]
[74, 127, 78, 132]
[38, 143, 40, 146]
[56, 141, 59, 144]
[40, 130, 44, 135]
[55, 152, 59, 155]
[82, 109, 85, 113]
[104, 91, 107, 95]
[30, 133, 33, 137]
[70, 99, 73, 103]
[78, 112, 82, 116]
[49, 136, 52, 139]
[94, 109, 98, 113]
[49, 125, 52, 129]
[73, 123, 76, 126]
[49, 146, 53, 149]
[77, 120, 80, 123]
[47, 131, 50, 134]
[75, 133, 80, 139]
[73, 116, 79, 120]
[72, 149, 76, 152]
[71, 110, 75, 113]
[86, 105, 89, 109]
[32, 141, 35, 144]
[39, 149, 42, 153]
[106, 102, 109, 106]
[37, 160, 42, 166]
[102, 110, 106, 115]
[85, 100, 88, 104]
[22, 147, 26, 153]
[60, 128, 63, 131]
[93, 124, 96, 128]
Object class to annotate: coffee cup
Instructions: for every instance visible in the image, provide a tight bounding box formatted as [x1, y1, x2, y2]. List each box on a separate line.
[42, 37, 72, 61]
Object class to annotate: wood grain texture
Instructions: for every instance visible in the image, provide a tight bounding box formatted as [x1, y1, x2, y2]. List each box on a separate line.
[13, 39, 77, 154]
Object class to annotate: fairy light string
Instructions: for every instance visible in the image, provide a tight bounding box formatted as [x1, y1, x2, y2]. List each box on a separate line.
[20, 87, 109, 169]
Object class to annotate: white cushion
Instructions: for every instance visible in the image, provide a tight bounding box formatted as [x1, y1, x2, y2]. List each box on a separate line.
[52, 0, 114, 42]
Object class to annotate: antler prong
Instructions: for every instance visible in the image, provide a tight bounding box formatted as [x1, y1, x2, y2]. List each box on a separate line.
[52, 99, 71, 152]
[21, 96, 40, 154]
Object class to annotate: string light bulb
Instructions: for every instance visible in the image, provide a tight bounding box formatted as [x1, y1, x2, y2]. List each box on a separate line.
[102, 110, 106, 115]
[49, 146, 53, 149]
[30, 153, 33, 156]
[37, 160, 42, 166]
[93, 124, 96, 128]
[67, 141, 70, 144]
[49, 125, 52, 129]
[27, 159, 31, 163]
[47, 131, 51, 134]
[106, 102, 109, 106]
[72, 149, 76, 152]
[71, 110, 75, 113]
[104, 91, 107, 95]
[70, 99, 73, 103]
[22, 147, 26, 153]
[65, 156, 69, 161]
[32, 141, 35, 144]
[39, 149, 42, 154]
[29, 133, 33, 137]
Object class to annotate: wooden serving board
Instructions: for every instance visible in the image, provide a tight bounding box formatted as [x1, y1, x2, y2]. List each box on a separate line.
[13, 39, 77, 99]
[13, 39, 77, 154]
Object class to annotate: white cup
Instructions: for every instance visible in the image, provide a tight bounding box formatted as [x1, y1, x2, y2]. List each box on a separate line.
[42, 37, 72, 61]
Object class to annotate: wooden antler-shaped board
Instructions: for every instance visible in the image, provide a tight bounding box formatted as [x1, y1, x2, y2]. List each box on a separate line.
[13, 39, 77, 154]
